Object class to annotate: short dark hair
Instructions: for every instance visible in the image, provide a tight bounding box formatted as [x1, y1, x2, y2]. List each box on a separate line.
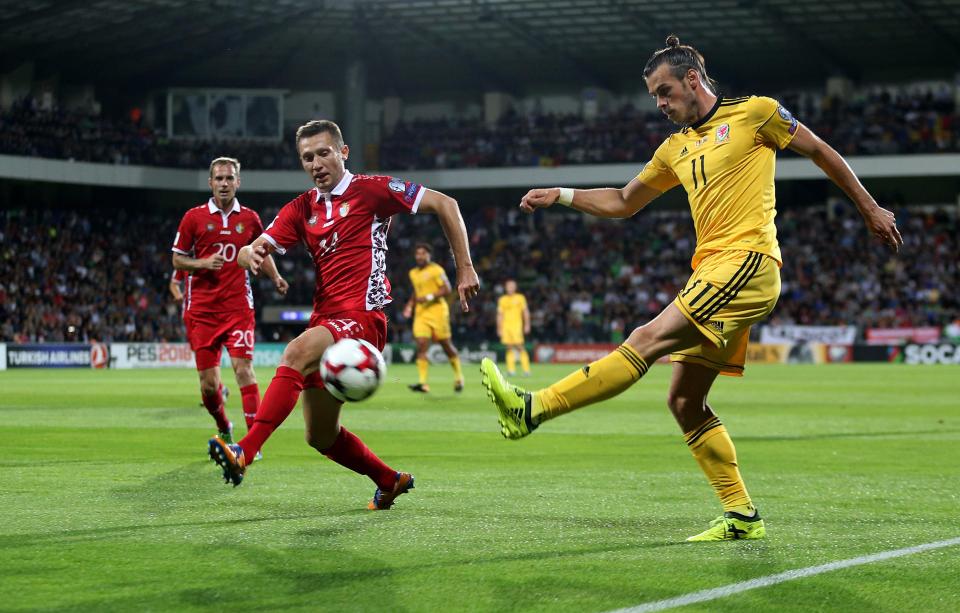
[415, 243, 432, 254]
[643, 35, 717, 91]
[295, 120, 344, 148]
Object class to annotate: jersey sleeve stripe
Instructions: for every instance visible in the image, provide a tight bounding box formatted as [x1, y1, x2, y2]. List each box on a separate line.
[261, 232, 286, 255]
[171, 247, 190, 255]
[411, 186, 426, 214]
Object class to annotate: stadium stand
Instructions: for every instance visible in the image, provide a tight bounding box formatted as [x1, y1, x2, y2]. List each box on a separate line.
[0, 96, 295, 169]
[372, 87, 960, 169]
[2, 86, 956, 171]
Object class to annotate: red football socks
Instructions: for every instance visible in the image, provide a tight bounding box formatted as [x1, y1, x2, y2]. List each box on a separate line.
[202, 391, 230, 432]
[239, 383, 260, 430]
[322, 427, 397, 490]
[239, 366, 304, 458]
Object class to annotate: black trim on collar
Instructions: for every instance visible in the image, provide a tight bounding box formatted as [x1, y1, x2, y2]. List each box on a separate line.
[689, 96, 722, 130]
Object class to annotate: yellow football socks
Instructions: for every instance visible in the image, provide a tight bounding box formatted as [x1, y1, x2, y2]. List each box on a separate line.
[449, 356, 464, 383]
[519, 349, 530, 375]
[416, 358, 429, 385]
[506, 349, 517, 374]
[532, 344, 648, 424]
[684, 417, 753, 513]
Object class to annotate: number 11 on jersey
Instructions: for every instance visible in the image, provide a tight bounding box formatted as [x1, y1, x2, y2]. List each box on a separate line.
[692, 154, 707, 189]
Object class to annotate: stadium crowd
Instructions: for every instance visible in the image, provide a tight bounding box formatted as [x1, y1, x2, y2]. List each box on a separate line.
[376, 87, 960, 168]
[2, 86, 956, 170]
[2, 202, 955, 345]
[388, 203, 957, 343]
[0, 96, 296, 169]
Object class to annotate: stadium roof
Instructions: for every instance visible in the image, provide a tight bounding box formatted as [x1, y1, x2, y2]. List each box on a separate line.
[2, 0, 959, 97]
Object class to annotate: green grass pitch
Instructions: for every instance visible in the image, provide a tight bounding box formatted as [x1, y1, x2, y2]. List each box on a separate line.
[2, 363, 958, 612]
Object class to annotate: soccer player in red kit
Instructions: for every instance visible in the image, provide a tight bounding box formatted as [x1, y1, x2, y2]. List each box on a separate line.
[172, 157, 289, 443]
[208, 120, 480, 510]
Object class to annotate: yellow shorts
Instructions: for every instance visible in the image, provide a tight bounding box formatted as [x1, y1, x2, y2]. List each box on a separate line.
[413, 311, 451, 341]
[500, 326, 524, 346]
[671, 250, 780, 377]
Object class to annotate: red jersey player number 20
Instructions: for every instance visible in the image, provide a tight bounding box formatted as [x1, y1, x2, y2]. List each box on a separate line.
[172, 198, 264, 368]
[172, 198, 264, 315]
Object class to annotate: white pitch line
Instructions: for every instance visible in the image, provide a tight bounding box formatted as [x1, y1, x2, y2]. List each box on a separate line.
[610, 536, 960, 613]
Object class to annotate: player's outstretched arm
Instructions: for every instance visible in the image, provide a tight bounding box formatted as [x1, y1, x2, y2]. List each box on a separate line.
[237, 236, 276, 276]
[788, 123, 903, 252]
[519, 178, 660, 219]
[417, 189, 480, 312]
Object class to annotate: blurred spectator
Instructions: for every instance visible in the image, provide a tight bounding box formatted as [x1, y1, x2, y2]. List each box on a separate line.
[1, 203, 955, 344]
[2, 85, 957, 171]
[0, 96, 297, 170]
[0, 207, 282, 343]
[380, 87, 959, 169]
[386, 203, 958, 343]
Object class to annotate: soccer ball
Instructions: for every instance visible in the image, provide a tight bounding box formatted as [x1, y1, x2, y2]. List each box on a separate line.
[319, 338, 386, 402]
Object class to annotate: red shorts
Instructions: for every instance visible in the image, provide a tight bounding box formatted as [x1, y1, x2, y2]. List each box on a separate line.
[303, 310, 388, 389]
[184, 310, 256, 371]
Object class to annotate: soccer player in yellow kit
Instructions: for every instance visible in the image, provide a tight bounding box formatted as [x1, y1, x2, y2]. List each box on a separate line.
[403, 243, 465, 392]
[497, 279, 531, 376]
[481, 35, 902, 541]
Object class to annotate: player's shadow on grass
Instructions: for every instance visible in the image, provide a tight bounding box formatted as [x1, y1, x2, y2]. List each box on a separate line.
[417, 506, 677, 534]
[110, 461, 236, 512]
[0, 509, 368, 549]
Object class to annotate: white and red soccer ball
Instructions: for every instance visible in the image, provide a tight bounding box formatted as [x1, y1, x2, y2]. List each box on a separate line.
[319, 338, 386, 402]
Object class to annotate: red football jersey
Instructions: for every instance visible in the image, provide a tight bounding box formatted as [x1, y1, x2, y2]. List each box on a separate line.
[171, 199, 264, 314]
[263, 171, 424, 315]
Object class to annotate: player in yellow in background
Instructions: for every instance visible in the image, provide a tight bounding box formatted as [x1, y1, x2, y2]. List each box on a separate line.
[497, 279, 531, 376]
[403, 243, 465, 393]
[481, 35, 901, 541]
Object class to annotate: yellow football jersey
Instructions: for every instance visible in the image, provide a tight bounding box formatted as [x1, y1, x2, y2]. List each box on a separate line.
[636, 95, 798, 269]
[409, 263, 450, 316]
[498, 293, 527, 329]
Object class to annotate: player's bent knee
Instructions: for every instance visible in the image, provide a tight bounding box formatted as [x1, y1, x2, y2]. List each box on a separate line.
[234, 365, 255, 384]
[280, 326, 335, 373]
[626, 324, 656, 351]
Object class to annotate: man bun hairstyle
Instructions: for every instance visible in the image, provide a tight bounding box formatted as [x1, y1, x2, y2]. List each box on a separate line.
[643, 34, 717, 91]
[296, 119, 344, 149]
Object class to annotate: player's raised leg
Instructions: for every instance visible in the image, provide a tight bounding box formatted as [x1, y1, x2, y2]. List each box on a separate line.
[209, 325, 329, 486]
[482, 303, 703, 439]
[666, 362, 764, 541]
[302, 387, 413, 510]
